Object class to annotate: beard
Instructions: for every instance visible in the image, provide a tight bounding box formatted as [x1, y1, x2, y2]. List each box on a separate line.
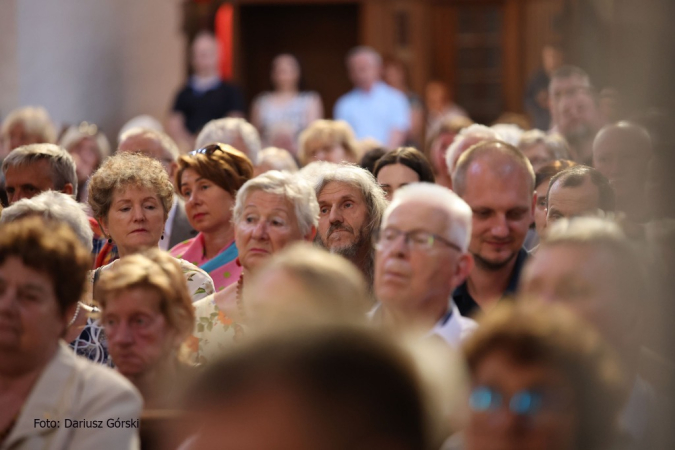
[316, 222, 369, 259]
[472, 249, 517, 272]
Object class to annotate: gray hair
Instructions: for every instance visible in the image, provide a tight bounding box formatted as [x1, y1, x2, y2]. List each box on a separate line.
[445, 124, 501, 175]
[233, 170, 319, 236]
[195, 118, 261, 163]
[518, 130, 570, 160]
[1, 106, 57, 145]
[257, 147, 299, 172]
[2, 144, 78, 198]
[59, 122, 111, 162]
[346, 46, 382, 67]
[384, 183, 473, 252]
[119, 126, 180, 161]
[0, 190, 93, 251]
[303, 162, 387, 236]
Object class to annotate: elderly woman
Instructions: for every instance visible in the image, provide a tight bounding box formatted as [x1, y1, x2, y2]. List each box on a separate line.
[0, 217, 141, 449]
[60, 121, 111, 202]
[254, 146, 299, 176]
[88, 152, 214, 302]
[251, 53, 323, 153]
[373, 146, 435, 201]
[96, 248, 195, 409]
[244, 242, 369, 330]
[170, 144, 253, 292]
[187, 170, 318, 364]
[195, 118, 261, 164]
[461, 302, 625, 450]
[297, 119, 360, 166]
[518, 130, 570, 172]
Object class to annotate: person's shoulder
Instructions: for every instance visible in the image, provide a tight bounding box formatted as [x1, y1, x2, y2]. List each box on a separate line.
[169, 237, 196, 257]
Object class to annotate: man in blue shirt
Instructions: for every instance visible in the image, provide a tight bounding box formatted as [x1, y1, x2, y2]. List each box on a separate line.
[334, 47, 410, 148]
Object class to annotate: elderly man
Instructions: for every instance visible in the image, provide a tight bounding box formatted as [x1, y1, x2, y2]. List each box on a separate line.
[372, 183, 476, 346]
[304, 162, 387, 287]
[593, 122, 653, 222]
[519, 217, 661, 447]
[167, 31, 245, 152]
[546, 165, 615, 227]
[334, 46, 410, 147]
[118, 127, 196, 249]
[444, 124, 501, 187]
[451, 141, 535, 317]
[2, 143, 77, 204]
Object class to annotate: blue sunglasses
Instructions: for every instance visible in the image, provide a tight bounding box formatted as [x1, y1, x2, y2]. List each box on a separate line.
[469, 386, 544, 416]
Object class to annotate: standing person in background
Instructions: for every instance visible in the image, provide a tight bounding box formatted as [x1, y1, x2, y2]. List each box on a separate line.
[524, 44, 564, 131]
[168, 31, 245, 153]
[334, 46, 410, 148]
[382, 56, 424, 148]
[59, 121, 111, 203]
[251, 54, 323, 155]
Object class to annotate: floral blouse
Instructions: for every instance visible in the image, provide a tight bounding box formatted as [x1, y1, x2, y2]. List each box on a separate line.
[185, 294, 244, 365]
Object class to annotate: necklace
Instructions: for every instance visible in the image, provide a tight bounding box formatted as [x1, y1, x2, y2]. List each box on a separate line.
[235, 275, 246, 322]
[68, 302, 82, 328]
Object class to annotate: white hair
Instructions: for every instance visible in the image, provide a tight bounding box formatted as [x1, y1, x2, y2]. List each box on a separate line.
[195, 118, 261, 163]
[118, 126, 180, 161]
[346, 46, 382, 67]
[445, 124, 501, 175]
[257, 147, 299, 172]
[1, 106, 57, 145]
[383, 183, 472, 252]
[233, 170, 318, 236]
[117, 115, 164, 140]
[518, 130, 570, 160]
[490, 124, 523, 146]
[59, 122, 111, 162]
[544, 216, 625, 245]
[302, 162, 387, 236]
[0, 190, 93, 251]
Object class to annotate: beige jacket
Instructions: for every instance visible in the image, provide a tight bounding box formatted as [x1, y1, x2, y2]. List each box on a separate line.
[2, 341, 142, 450]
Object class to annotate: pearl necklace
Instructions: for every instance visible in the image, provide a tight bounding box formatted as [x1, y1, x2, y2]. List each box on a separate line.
[68, 301, 82, 328]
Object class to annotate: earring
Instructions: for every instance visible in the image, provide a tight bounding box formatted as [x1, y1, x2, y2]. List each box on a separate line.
[107, 238, 112, 244]
[161, 231, 165, 241]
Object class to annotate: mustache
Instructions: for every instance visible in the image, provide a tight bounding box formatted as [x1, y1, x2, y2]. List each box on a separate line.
[327, 222, 354, 238]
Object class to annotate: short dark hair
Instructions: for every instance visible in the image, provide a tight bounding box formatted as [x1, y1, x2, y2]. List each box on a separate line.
[359, 147, 388, 174]
[550, 65, 590, 84]
[188, 327, 429, 450]
[547, 166, 615, 213]
[534, 159, 578, 189]
[373, 147, 435, 184]
[0, 216, 91, 314]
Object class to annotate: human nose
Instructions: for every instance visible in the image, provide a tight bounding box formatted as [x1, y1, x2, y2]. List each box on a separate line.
[251, 220, 269, 240]
[0, 287, 18, 314]
[110, 321, 134, 345]
[490, 214, 509, 238]
[328, 205, 343, 223]
[131, 204, 146, 222]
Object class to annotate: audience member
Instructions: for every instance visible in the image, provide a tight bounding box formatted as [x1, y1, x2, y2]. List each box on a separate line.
[185, 326, 436, 450]
[305, 162, 387, 288]
[96, 248, 195, 409]
[524, 44, 564, 130]
[444, 124, 501, 188]
[593, 121, 653, 223]
[451, 141, 535, 316]
[187, 171, 318, 364]
[382, 56, 424, 147]
[254, 147, 299, 176]
[168, 31, 245, 152]
[244, 242, 369, 329]
[425, 80, 469, 136]
[2, 143, 77, 204]
[545, 166, 615, 226]
[334, 46, 410, 147]
[548, 65, 591, 132]
[462, 302, 625, 450]
[517, 129, 570, 171]
[88, 152, 214, 302]
[424, 115, 474, 189]
[118, 127, 197, 250]
[358, 146, 388, 174]
[171, 144, 253, 292]
[0, 106, 57, 155]
[59, 121, 111, 203]
[519, 217, 659, 446]
[0, 217, 141, 449]
[251, 54, 323, 153]
[194, 117, 261, 163]
[373, 147, 435, 201]
[372, 183, 476, 347]
[297, 119, 360, 166]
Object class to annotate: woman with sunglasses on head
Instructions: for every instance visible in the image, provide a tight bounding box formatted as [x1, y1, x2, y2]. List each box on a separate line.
[170, 144, 254, 293]
[457, 301, 626, 450]
[88, 152, 214, 303]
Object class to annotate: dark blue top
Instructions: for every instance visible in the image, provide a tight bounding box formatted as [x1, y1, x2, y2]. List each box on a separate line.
[172, 79, 245, 134]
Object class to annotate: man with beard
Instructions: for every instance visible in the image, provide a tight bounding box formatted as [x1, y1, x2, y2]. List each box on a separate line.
[304, 162, 387, 288]
[451, 140, 535, 317]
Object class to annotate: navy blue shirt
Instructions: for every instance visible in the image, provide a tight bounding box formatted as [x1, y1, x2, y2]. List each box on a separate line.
[172, 80, 245, 134]
[453, 248, 529, 317]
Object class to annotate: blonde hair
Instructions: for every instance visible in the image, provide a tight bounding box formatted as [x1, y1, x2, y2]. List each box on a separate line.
[297, 120, 360, 166]
[95, 248, 195, 345]
[1, 106, 57, 145]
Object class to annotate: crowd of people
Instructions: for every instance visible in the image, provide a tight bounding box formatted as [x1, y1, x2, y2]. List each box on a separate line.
[0, 30, 673, 450]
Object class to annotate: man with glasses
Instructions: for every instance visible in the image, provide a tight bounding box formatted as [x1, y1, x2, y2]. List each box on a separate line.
[372, 182, 476, 347]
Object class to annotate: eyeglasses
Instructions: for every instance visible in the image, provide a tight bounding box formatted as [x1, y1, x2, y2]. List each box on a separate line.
[189, 143, 226, 157]
[469, 386, 569, 416]
[373, 227, 462, 252]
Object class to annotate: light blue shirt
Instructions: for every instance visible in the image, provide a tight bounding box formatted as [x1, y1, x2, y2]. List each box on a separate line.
[334, 81, 410, 145]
